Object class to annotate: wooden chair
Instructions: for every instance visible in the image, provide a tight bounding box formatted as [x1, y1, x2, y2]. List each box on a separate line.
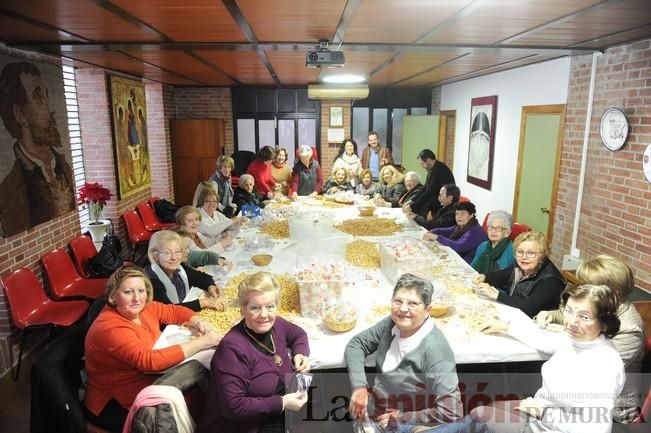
[0, 268, 88, 380]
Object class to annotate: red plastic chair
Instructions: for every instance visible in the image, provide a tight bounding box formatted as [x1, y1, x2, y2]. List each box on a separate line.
[69, 235, 98, 278]
[482, 212, 490, 230]
[459, 195, 471, 203]
[148, 196, 160, 208]
[136, 202, 175, 231]
[0, 268, 88, 380]
[41, 249, 107, 300]
[509, 222, 532, 241]
[123, 210, 153, 261]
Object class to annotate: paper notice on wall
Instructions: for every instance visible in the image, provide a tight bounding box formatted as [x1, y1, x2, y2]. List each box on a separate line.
[327, 128, 345, 142]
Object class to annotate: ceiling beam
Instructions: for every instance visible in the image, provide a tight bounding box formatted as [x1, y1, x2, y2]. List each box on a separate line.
[0, 8, 89, 42]
[569, 22, 651, 48]
[222, 0, 281, 86]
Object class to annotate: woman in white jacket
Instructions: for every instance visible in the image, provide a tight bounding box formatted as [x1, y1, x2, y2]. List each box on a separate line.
[332, 138, 363, 187]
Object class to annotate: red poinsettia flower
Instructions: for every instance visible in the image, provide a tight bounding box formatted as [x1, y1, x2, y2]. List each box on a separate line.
[77, 182, 113, 207]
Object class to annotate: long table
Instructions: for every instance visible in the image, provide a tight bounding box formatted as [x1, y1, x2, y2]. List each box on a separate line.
[194, 197, 548, 368]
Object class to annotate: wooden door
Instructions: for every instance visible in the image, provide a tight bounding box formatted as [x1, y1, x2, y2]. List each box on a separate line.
[438, 110, 456, 169]
[170, 119, 225, 206]
[513, 105, 566, 240]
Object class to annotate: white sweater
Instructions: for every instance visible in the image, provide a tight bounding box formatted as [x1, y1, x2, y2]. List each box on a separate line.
[508, 321, 625, 433]
[198, 207, 232, 240]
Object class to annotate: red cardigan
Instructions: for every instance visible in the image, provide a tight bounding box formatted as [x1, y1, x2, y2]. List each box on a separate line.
[84, 302, 195, 415]
[247, 159, 276, 196]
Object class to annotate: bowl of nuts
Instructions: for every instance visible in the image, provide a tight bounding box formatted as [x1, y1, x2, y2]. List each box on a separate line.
[358, 205, 376, 217]
[251, 254, 273, 266]
[322, 303, 358, 333]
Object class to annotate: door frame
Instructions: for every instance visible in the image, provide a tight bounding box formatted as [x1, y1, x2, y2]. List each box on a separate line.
[438, 110, 456, 168]
[512, 104, 566, 241]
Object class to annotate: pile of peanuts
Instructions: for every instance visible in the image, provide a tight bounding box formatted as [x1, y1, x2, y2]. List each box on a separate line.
[335, 217, 402, 236]
[345, 239, 380, 269]
[258, 219, 290, 238]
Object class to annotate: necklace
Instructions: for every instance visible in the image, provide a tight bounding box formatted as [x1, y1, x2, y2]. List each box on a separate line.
[243, 325, 283, 367]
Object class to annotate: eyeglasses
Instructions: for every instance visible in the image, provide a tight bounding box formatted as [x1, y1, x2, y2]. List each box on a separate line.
[204, 200, 219, 204]
[158, 249, 183, 259]
[487, 225, 507, 232]
[563, 305, 595, 323]
[515, 249, 542, 258]
[391, 298, 425, 311]
[247, 303, 277, 315]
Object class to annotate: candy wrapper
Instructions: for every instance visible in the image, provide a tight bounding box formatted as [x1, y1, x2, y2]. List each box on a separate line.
[295, 373, 313, 395]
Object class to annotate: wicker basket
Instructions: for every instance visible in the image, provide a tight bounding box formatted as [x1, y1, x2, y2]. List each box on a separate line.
[358, 206, 376, 217]
[323, 318, 357, 333]
[251, 254, 273, 266]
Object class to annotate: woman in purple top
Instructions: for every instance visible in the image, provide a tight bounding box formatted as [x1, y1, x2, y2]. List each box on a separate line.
[423, 201, 487, 263]
[197, 272, 310, 433]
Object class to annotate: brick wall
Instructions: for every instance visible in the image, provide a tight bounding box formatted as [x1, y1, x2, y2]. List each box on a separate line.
[172, 87, 234, 155]
[551, 39, 651, 291]
[319, 99, 353, 180]
[431, 86, 442, 114]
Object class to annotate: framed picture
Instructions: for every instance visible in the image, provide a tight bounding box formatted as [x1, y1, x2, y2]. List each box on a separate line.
[107, 74, 151, 199]
[467, 95, 497, 190]
[329, 106, 344, 127]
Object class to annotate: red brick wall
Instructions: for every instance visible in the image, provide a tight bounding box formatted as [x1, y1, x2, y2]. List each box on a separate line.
[551, 39, 651, 291]
[172, 87, 234, 155]
[319, 99, 353, 180]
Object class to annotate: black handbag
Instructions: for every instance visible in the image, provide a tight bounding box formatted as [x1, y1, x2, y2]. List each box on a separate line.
[86, 222, 123, 278]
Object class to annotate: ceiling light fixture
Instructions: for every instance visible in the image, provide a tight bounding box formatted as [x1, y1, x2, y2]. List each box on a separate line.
[322, 74, 366, 84]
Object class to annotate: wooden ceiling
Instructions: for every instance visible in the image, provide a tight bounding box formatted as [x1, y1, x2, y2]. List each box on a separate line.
[1, 0, 650, 87]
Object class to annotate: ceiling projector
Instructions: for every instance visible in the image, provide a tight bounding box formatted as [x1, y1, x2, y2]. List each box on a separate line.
[306, 49, 345, 68]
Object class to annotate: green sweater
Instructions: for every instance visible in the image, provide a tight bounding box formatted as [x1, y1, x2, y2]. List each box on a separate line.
[344, 316, 463, 425]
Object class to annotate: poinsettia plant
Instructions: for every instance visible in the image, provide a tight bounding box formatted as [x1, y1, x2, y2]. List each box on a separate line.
[77, 182, 113, 224]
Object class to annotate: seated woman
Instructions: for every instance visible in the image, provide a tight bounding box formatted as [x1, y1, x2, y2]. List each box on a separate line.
[197, 272, 311, 433]
[271, 147, 292, 195]
[423, 201, 487, 263]
[176, 205, 233, 254]
[470, 210, 515, 275]
[535, 255, 644, 423]
[144, 230, 226, 312]
[84, 266, 220, 432]
[291, 144, 323, 198]
[194, 155, 237, 217]
[234, 174, 270, 210]
[398, 171, 424, 207]
[247, 145, 277, 199]
[409, 284, 624, 433]
[332, 138, 363, 187]
[345, 273, 462, 431]
[374, 165, 406, 208]
[355, 168, 381, 197]
[195, 182, 239, 240]
[322, 167, 354, 194]
[473, 231, 565, 318]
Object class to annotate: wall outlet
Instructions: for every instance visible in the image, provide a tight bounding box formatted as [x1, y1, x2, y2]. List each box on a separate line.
[562, 254, 583, 271]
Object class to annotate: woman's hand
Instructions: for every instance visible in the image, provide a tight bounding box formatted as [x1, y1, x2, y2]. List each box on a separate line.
[220, 233, 233, 249]
[348, 387, 369, 420]
[423, 232, 438, 241]
[472, 274, 486, 284]
[207, 285, 221, 298]
[291, 192, 298, 201]
[375, 409, 400, 430]
[282, 392, 308, 412]
[402, 203, 412, 214]
[481, 320, 509, 335]
[197, 329, 222, 350]
[293, 354, 311, 373]
[266, 191, 274, 199]
[218, 257, 233, 272]
[200, 296, 225, 311]
[308, 191, 318, 198]
[515, 397, 546, 419]
[534, 311, 553, 328]
[475, 283, 499, 300]
[186, 316, 212, 335]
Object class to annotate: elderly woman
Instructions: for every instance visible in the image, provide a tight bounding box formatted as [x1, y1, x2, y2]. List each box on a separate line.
[322, 166, 354, 194]
[535, 255, 644, 423]
[177, 205, 233, 254]
[345, 273, 462, 431]
[195, 183, 238, 239]
[144, 230, 226, 312]
[423, 201, 487, 263]
[473, 231, 565, 318]
[470, 210, 515, 275]
[355, 168, 381, 197]
[375, 165, 406, 208]
[84, 266, 220, 432]
[332, 138, 363, 186]
[291, 144, 323, 198]
[234, 174, 270, 210]
[208, 155, 238, 217]
[198, 272, 310, 433]
[418, 284, 624, 433]
[271, 147, 292, 195]
[247, 145, 277, 198]
[398, 171, 424, 207]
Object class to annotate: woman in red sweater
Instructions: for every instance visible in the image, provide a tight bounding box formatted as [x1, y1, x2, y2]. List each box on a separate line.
[84, 266, 221, 432]
[246, 146, 277, 198]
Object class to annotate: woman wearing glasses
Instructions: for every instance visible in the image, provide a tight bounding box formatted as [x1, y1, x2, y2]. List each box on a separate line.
[470, 210, 515, 275]
[473, 231, 564, 318]
[196, 182, 244, 240]
[343, 273, 463, 431]
[198, 272, 310, 433]
[144, 230, 225, 312]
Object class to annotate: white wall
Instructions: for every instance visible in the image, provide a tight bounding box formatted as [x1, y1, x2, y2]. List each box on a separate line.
[440, 57, 571, 222]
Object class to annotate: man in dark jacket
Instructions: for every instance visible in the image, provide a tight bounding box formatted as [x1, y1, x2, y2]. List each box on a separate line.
[413, 184, 459, 230]
[403, 149, 454, 218]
